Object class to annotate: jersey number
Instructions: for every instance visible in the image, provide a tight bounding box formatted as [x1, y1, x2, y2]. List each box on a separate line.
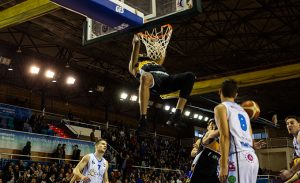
[98, 164, 101, 171]
[238, 114, 247, 131]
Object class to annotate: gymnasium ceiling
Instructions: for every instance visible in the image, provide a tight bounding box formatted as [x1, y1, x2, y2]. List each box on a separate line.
[0, 0, 300, 129]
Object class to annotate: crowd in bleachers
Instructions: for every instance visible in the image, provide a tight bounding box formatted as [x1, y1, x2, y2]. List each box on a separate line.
[0, 111, 193, 182]
[1, 160, 74, 183]
[0, 114, 55, 136]
[101, 126, 191, 182]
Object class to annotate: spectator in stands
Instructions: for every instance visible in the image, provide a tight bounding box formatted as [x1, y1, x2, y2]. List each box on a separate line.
[22, 141, 31, 160]
[16, 170, 30, 183]
[28, 114, 36, 128]
[30, 177, 37, 183]
[48, 174, 56, 182]
[29, 162, 36, 175]
[23, 120, 32, 133]
[17, 160, 25, 172]
[39, 173, 47, 183]
[90, 128, 96, 142]
[62, 144, 66, 160]
[13, 164, 21, 181]
[64, 171, 73, 182]
[54, 144, 63, 159]
[36, 163, 43, 178]
[71, 145, 81, 165]
[121, 154, 130, 179]
[67, 110, 74, 120]
[3, 165, 15, 183]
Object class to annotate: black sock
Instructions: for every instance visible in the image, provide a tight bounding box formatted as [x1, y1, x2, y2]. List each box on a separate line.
[140, 115, 147, 121]
[174, 109, 182, 116]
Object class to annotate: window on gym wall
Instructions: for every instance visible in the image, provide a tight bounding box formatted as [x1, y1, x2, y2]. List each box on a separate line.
[252, 132, 268, 140]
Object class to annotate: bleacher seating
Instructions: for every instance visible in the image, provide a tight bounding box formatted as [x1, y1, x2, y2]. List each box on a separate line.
[48, 124, 70, 138]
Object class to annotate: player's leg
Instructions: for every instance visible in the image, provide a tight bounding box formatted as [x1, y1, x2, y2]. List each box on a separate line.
[165, 72, 195, 127]
[138, 72, 154, 132]
[225, 153, 239, 183]
[236, 151, 259, 183]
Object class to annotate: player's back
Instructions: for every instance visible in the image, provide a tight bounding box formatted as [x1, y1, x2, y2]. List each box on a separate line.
[222, 101, 254, 154]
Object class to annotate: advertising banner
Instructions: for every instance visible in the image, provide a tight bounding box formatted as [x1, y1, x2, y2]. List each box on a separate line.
[0, 128, 94, 156]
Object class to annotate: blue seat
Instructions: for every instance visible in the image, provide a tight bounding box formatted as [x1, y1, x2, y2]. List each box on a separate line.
[7, 119, 14, 129]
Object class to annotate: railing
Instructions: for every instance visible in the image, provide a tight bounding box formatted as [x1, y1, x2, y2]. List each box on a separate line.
[264, 137, 293, 148]
[0, 153, 181, 173]
[257, 175, 282, 183]
[0, 153, 79, 163]
[0, 102, 176, 140]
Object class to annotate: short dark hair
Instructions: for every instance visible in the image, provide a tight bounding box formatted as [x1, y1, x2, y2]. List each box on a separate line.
[95, 138, 107, 146]
[285, 115, 300, 123]
[208, 119, 216, 125]
[221, 79, 238, 98]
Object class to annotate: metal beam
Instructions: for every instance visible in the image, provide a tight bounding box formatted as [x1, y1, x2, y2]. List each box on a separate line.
[161, 62, 300, 99]
[0, 0, 60, 29]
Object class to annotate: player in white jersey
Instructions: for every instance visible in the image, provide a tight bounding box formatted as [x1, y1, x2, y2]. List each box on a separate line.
[73, 139, 109, 183]
[280, 116, 300, 182]
[214, 79, 259, 183]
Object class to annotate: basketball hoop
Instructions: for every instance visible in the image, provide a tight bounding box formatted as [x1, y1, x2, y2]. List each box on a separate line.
[138, 24, 173, 60]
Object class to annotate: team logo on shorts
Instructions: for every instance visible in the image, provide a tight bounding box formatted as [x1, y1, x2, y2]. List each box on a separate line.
[228, 175, 236, 183]
[245, 153, 254, 163]
[228, 161, 236, 171]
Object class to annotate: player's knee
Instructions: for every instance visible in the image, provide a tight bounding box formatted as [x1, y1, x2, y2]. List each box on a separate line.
[185, 72, 196, 82]
[183, 72, 196, 88]
[140, 73, 153, 87]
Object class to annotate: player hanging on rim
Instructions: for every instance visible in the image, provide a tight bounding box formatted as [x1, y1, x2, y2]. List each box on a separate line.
[128, 25, 195, 133]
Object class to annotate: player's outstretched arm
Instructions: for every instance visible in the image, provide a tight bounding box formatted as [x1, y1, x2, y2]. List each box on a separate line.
[284, 171, 300, 183]
[202, 130, 219, 145]
[129, 34, 141, 76]
[73, 155, 90, 182]
[191, 139, 201, 157]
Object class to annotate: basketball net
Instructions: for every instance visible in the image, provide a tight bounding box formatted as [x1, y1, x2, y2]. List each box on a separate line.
[138, 24, 173, 60]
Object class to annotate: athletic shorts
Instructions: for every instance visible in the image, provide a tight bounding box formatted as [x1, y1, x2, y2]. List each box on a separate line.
[219, 151, 259, 183]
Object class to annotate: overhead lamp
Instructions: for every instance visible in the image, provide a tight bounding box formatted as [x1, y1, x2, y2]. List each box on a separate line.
[130, 95, 138, 102]
[184, 111, 190, 116]
[30, 66, 40, 74]
[120, 92, 128, 100]
[45, 70, 55, 79]
[164, 105, 170, 111]
[66, 76, 76, 85]
[171, 107, 176, 113]
[198, 115, 203, 120]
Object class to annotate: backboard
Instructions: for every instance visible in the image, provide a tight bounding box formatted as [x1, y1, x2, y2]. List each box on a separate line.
[83, 0, 202, 45]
